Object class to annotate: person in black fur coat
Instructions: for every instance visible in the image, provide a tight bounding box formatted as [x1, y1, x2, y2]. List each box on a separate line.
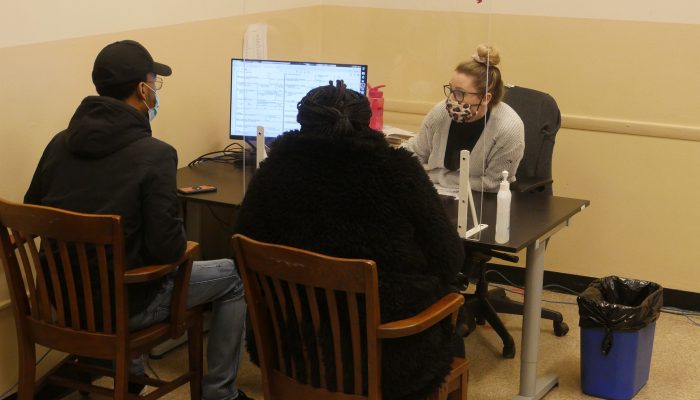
[234, 81, 465, 400]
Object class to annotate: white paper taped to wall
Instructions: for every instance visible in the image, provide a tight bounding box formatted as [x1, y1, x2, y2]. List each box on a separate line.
[243, 23, 268, 59]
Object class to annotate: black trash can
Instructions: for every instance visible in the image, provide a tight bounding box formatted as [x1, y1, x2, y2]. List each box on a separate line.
[577, 276, 663, 400]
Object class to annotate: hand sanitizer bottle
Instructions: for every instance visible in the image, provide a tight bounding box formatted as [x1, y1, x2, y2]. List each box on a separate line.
[495, 170, 511, 244]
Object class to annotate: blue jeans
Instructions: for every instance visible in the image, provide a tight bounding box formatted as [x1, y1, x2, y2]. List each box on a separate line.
[129, 259, 247, 400]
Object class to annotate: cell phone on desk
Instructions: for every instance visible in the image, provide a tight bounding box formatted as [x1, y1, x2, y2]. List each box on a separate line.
[177, 185, 217, 195]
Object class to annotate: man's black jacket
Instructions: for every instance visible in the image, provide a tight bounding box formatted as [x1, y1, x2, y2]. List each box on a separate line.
[25, 96, 186, 316]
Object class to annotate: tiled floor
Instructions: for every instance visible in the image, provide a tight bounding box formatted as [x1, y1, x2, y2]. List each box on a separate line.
[65, 287, 700, 399]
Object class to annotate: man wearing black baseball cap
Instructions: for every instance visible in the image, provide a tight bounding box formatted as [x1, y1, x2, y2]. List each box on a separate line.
[25, 40, 252, 400]
[91, 39, 171, 121]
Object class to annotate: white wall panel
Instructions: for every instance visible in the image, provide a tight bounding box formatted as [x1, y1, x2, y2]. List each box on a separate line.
[4, 0, 697, 49]
[322, 0, 700, 24]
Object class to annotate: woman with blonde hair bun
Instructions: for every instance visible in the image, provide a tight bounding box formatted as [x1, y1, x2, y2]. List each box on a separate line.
[404, 44, 524, 192]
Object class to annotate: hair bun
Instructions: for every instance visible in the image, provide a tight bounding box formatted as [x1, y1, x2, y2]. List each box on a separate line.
[472, 44, 501, 66]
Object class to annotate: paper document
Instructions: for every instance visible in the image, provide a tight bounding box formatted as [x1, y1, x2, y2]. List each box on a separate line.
[434, 184, 459, 199]
[383, 124, 415, 138]
[243, 23, 268, 59]
[383, 124, 416, 146]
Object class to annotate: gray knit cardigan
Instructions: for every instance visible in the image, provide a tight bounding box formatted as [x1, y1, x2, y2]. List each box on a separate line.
[404, 100, 525, 192]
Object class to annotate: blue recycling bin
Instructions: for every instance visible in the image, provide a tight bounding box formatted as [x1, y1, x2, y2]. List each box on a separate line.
[577, 276, 662, 400]
[580, 322, 656, 400]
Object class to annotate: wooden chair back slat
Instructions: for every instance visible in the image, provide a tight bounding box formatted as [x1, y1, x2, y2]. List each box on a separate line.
[270, 277, 297, 379]
[0, 229, 31, 321]
[347, 293, 363, 394]
[257, 272, 288, 375]
[325, 288, 344, 392]
[305, 285, 326, 389]
[96, 245, 112, 334]
[363, 279, 381, 400]
[76, 242, 96, 332]
[288, 282, 312, 383]
[58, 241, 81, 329]
[25, 232, 52, 322]
[231, 234, 382, 399]
[42, 239, 66, 326]
[10, 230, 40, 320]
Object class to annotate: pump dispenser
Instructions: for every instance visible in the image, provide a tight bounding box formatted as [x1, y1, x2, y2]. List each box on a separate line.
[495, 170, 511, 244]
[368, 84, 385, 131]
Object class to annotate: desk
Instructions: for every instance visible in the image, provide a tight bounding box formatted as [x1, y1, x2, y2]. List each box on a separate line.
[177, 162, 253, 207]
[443, 193, 589, 400]
[177, 162, 590, 400]
[177, 163, 253, 258]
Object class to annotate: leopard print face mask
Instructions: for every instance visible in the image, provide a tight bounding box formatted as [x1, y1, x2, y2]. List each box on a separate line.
[445, 98, 480, 123]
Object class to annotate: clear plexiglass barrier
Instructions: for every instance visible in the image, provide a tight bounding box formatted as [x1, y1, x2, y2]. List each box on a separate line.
[232, 0, 516, 242]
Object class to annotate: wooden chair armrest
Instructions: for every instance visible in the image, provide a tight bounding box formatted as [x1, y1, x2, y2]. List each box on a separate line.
[123, 242, 199, 284]
[122, 241, 199, 338]
[167, 241, 199, 338]
[377, 293, 464, 339]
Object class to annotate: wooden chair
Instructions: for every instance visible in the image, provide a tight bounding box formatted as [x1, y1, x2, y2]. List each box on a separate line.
[0, 198, 203, 399]
[232, 234, 469, 400]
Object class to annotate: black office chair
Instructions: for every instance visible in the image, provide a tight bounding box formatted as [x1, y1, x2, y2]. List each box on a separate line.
[461, 85, 567, 359]
[507, 85, 560, 195]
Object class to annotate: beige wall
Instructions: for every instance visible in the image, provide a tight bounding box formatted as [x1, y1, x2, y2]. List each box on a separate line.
[1, 1, 700, 393]
[316, 6, 700, 293]
[327, 0, 700, 24]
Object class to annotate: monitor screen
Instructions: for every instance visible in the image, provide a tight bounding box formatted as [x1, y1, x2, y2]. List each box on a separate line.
[229, 58, 368, 140]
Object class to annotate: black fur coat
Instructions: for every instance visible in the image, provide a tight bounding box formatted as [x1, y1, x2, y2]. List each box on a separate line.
[234, 128, 465, 400]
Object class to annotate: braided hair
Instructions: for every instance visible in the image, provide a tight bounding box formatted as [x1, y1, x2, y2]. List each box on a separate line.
[296, 80, 371, 136]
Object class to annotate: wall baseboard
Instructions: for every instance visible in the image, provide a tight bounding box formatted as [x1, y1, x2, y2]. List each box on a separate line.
[481, 263, 700, 313]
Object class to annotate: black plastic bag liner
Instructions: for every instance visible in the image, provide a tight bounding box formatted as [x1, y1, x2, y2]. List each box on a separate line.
[577, 276, 663, 355]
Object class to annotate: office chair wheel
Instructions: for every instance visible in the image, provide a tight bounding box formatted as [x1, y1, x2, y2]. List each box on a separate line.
[503, 342, 516, 359]
[553, 321, 569, 337]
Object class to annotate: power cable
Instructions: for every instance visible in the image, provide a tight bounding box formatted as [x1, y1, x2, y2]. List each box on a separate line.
[484, 269, 700, 327]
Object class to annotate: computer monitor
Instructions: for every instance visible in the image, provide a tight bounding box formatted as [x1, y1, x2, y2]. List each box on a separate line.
[229, 58, 368, 141]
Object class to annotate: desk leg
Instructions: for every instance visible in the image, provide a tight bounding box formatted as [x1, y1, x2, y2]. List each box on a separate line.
[513, 242, 559, 400]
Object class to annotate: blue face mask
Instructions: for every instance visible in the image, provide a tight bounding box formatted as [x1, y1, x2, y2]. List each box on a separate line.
[141, 83, 159, 122]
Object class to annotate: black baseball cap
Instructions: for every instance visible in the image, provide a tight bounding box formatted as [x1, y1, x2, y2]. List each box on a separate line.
[92, 40, 171, 89]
